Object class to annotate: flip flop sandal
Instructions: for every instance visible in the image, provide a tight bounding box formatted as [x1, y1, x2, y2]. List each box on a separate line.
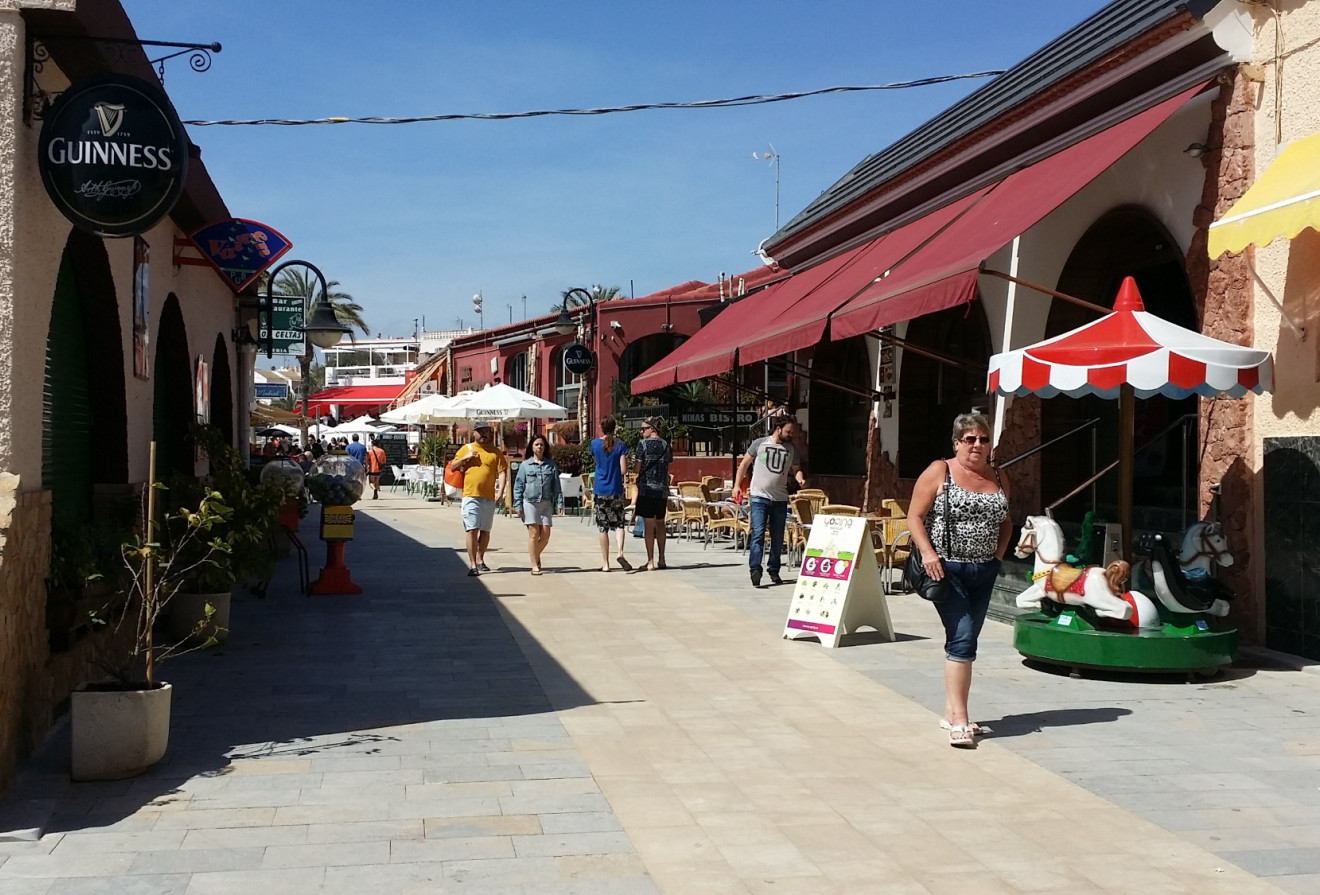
[948, 724, 976, 748]
[939, 719, 983, 736]
[531, 569, 543, 576]
[616, 556, 632, 571]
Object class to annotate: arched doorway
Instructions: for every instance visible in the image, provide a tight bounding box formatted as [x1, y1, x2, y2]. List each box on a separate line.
[812, 335, 872, 476]
[211, 333, 234, 446]
[42, 230, 128, 527]
[898, 304, 992, 478]
[1044, 207, 1198, 524]
[617, 332, 685, 409]
[153, 295, 193, 476]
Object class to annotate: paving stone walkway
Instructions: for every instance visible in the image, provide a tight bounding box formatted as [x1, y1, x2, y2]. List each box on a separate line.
[0, 491, 1315, 894]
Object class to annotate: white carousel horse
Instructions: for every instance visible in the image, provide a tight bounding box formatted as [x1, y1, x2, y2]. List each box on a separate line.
[1147, 522, 1233, 617]
[1014, 515, 1134, 620]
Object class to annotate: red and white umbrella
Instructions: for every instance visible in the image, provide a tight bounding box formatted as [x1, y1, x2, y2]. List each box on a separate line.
[987, 276, 1272, 564]
[989, 277, 1272, 400]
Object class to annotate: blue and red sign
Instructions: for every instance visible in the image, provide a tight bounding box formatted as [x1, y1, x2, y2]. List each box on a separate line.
[189, 219, 292, 291]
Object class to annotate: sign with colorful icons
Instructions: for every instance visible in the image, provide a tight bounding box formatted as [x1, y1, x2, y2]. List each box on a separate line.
[189, 218, 293, 292]
[784, 514, 894, 648]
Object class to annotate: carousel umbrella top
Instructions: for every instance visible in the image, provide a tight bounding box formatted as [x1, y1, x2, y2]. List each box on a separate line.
[988, 277, 1273, 400]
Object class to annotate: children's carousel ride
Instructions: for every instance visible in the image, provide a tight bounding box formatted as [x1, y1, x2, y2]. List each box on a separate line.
[987, 277, 1272, 675]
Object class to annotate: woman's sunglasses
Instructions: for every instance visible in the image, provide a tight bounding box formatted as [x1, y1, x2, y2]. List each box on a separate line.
[959, 435, 992, 445]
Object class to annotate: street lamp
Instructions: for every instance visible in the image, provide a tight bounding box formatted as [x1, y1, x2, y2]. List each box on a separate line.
[265, 259, 352, 449]
[555, 287, 597, 437]
[555, 286, 595, 335]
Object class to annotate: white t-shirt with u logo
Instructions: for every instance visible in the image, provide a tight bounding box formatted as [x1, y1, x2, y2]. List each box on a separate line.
[746, 436, 798, 502]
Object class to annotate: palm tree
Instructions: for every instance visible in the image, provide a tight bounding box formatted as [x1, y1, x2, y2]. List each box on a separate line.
[553, 284, 623, 312]
[273, 268, 369, 335]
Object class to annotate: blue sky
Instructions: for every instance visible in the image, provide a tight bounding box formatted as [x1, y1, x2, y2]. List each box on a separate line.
[121, 0, 1105, 339]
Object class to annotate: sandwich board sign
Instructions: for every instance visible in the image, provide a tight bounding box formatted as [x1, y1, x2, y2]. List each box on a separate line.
[784, 514, 894, 648]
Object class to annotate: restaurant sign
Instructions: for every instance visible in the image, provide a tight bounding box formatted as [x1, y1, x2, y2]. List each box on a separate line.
[562, 342, 594, 376]
[259, 294, 306, 356]
[38, 74, 189, 237]
[676, 407, 759, 428]
[190, 219, 293, 291]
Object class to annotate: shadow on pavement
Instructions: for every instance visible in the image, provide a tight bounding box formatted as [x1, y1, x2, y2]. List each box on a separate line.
[980, 707, 1133, 739]
[17, 510, 598, 835]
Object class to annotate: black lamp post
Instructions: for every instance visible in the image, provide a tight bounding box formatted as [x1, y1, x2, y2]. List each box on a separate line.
[555, 287, 596, 436]
[265, 259, 353, 449]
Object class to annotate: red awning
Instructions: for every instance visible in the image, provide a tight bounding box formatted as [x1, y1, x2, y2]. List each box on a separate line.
[829, 83, 1207, 341]
[631, 191, 990, 391]
[629, 283, 785, 393]
[739, 187, 991, 366]
[302, 384, 404, 415]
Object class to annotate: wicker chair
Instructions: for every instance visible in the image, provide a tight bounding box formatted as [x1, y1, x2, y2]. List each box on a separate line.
[676, 481, 707, 540]
[878, 499, 912, 593]
[795, 489, 828, 520]
[788, 496, 815, 563]
[700, 483, 746, 549]
[579, 473, 594, 521]
[819, 504, 860, 516]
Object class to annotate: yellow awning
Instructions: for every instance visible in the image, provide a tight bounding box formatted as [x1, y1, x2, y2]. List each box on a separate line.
[1209, 130, 1320, 258]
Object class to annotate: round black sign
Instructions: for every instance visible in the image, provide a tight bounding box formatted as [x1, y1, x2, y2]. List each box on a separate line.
[38, 74, 190, 238]
[562, 342, 595, 375]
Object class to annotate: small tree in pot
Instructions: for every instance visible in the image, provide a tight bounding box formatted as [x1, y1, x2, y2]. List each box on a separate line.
[73, 443, 233, 780]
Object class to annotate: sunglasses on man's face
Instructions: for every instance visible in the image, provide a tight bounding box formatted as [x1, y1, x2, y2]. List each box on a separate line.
[959, 435, 992, 445]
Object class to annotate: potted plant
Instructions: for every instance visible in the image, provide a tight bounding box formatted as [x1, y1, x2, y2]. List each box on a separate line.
[165, 425, 289, 642]
[72, 443, 233, 781]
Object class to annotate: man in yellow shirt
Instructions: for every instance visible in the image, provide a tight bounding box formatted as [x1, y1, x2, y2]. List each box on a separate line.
[448, 424, 509, 576]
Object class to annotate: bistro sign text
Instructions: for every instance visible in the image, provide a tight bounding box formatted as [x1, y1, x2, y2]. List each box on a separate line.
[38, 74, 189, 238]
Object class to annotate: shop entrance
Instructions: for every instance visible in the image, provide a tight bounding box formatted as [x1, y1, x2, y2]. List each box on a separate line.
[1045, 207, 1198, 530]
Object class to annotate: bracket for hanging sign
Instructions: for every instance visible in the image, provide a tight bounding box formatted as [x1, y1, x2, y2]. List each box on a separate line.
[24, 33, 221, 124]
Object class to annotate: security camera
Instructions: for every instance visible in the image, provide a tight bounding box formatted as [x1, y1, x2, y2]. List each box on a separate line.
[609, 320, 623, 331]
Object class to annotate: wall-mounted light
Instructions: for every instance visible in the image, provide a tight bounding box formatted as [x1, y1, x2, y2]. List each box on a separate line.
[1184, 142, 1213, 158]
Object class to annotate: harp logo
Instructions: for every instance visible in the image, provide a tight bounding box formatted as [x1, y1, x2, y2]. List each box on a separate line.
[94, 102, 126, 137]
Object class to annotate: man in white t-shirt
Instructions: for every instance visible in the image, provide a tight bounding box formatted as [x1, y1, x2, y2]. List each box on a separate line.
[732, 415, 806, 587]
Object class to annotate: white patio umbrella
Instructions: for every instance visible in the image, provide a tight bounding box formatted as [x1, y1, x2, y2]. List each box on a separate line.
[331, 415, 396, 434]
[380, 393, 459, 425]
[254, 424, 300, 437]
[430, 383, 568, 422]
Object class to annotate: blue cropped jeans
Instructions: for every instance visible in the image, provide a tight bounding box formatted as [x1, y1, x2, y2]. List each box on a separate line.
[748, 497, 788, 575]
[932, 559, 1001, 662]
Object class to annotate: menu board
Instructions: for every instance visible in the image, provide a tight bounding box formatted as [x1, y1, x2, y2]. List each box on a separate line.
[784, 514, 894, 648]
[375, 432, 409, 484]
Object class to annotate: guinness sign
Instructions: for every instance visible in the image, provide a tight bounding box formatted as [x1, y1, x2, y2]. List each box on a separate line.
[38, 74, 190, 238]
[562, 342, 594, 376]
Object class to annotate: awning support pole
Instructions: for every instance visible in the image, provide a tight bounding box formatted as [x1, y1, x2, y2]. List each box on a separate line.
[870, 330, 986, 375]
[992, 237, 1021, 448]
[981, 269, 1111, 315]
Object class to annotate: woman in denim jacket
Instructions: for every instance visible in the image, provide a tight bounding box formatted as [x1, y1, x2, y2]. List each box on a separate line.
[513, 434, 564, 575]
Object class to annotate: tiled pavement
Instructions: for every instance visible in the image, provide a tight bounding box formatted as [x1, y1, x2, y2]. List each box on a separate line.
[0, 492, 1317, 893]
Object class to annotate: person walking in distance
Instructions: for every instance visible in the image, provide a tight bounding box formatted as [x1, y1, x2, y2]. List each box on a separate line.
[513, 434, 563, 575]
[733, 415, 806, 587]
[448, 424, 508, 576]
[590, 417, 631, 572]
[346, 432, 368, 465]
[366, 434, 387, 499]
[633, 417, 672, 571]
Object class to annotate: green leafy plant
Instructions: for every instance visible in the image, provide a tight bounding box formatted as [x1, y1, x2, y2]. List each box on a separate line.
[417, 433, 448, 466]
[110, 484, 233, 686]
[550, 443, 582, 475]
[672, 380, 714, 405]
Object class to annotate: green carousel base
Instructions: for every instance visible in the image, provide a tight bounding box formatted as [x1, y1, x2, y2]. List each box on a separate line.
[1013, 608, 1237, 675]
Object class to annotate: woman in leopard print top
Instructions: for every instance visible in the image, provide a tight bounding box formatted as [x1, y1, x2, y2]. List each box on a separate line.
[907, 412, 1012, 748]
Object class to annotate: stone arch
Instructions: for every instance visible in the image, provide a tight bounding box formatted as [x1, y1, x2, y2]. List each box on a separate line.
[153, 294, 193, 476]
[897, 303, 993, 478]
[211, 333, 234, 446]
[1045, 206, 1198, 523]
[812, 334, 873, 476]
[42, 229, 128, 526]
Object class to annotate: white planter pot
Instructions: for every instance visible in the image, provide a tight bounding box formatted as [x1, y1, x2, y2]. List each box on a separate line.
[71, 682, 172, 780]
[168, 589, 231, 644]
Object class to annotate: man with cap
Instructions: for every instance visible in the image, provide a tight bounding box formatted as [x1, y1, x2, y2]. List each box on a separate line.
[448, 423, 509, 576]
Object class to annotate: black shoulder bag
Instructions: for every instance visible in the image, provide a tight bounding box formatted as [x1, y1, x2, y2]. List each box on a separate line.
[904, 463, 952, 602]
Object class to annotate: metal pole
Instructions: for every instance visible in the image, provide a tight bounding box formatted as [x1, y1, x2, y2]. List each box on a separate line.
[992, 236, 1020, 449]
[1118, 384, 1135, 564]
[1181, 420, 1189, 531]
